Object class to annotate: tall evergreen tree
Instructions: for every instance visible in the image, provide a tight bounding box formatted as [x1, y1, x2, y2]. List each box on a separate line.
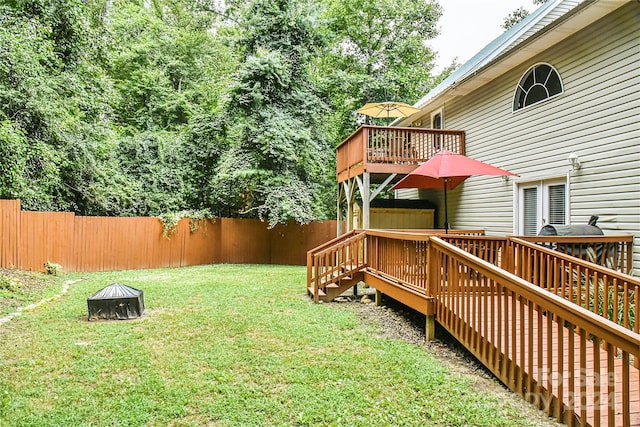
[211, 0, 333, 225]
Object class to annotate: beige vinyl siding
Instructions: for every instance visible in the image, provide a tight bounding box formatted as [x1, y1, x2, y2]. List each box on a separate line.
[435, 3, 639, 273]
[395, 188, 420, 200]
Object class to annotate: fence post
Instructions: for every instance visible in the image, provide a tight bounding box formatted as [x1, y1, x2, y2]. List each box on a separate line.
[0, 200, 21, 269]
[625, 239, 632, 275]
[306, 251, 312, 296]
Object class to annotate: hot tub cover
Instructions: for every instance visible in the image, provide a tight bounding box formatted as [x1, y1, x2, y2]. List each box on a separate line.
[87, 283, 144, 320]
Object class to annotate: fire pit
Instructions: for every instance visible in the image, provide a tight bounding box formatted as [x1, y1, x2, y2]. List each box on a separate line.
[87, 283, 145, 321]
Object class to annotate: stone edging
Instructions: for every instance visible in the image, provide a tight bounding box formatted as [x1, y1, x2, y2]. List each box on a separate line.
[0, 278, 86, 326]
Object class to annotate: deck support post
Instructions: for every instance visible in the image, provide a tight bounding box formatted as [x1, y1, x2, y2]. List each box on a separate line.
[337, 184, 344, 236]
[375, 289, 382, 306]
[425, 315, 436, 342]
[355, 173, 371, 229]
[345, 179, 356, 231]
[362, 172, 370, 229]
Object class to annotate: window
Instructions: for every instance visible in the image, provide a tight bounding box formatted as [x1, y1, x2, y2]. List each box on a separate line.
[547, 184, 566, 225]
[513, 63, 563, 111]
[432, 112, 442, 129]
[518, 179, 567, 235]
[431, 108, 443, 151]
[522, 187, 539, 236]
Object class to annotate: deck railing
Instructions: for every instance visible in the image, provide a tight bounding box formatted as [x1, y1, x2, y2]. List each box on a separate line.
[516, 235, 634, 274]
[430, 237, 640, 427]
[306, 230, 367, 302]
[366, 230, 430, 293]
[336, 126, 465, 181]
[365, 230, 486, 294]
[307, 230, 639, 426]
[509, 237, 639, 336]
[441, 235, 509, 268]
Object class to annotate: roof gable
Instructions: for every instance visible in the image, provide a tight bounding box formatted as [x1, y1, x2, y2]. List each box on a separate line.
[405, 0, 627, 121]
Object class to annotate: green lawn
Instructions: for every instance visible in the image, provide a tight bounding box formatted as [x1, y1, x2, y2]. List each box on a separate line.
[1, 265, 537, 426]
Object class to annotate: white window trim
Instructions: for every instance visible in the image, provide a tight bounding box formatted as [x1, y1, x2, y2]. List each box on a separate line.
[512, 62, 564, 113]
[430, 107, 444, 129]
[513, 174, 570, 235]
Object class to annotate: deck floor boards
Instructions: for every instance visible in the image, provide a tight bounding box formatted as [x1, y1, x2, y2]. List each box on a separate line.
[439, 293, 640, 427]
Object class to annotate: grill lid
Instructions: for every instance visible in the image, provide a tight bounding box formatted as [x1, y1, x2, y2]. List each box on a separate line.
[537, 224, 604, 236]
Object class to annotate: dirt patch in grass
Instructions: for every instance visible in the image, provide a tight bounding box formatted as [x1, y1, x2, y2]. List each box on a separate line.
[328, 288, 564, 427]
[0, 268, 61, 315]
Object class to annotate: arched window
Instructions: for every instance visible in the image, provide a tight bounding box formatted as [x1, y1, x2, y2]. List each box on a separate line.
[513, 63, 563, 111]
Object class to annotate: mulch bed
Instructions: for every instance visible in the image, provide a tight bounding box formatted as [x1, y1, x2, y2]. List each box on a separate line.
[0, 268, 58, 314]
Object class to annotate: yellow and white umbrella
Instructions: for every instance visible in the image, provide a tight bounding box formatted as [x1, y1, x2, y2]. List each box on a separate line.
[356, 101, 422, 124]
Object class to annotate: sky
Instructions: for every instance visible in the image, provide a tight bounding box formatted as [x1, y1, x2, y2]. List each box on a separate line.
[430, 0, 538, 72]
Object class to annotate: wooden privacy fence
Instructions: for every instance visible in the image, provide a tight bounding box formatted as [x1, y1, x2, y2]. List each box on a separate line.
[0, 200, 338, 272]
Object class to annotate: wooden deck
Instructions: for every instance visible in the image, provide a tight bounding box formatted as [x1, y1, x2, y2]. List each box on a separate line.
[442, 293, 640, 427]
[308, 231, 640, 427]
[336, 126, 465, 183]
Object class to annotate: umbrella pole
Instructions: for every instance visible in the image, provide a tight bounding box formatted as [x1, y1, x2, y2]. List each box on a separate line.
[444, 179, 449, 233]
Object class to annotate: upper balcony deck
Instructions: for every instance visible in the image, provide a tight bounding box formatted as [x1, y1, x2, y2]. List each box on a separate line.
[336, 126, 466, 183]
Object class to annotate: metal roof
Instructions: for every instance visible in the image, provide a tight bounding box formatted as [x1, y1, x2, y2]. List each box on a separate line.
[414, 0, 572, 107]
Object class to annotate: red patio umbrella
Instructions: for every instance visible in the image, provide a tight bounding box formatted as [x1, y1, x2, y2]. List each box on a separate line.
[391, 150, 517, 232]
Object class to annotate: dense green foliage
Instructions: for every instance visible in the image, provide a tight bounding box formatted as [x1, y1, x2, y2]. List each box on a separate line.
[210, 0, 333, 225]
[0, 0, 446, 224]
[319, 0, 442, 140]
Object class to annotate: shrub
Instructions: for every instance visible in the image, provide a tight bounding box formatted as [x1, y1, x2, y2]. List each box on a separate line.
[44, 262, 62, 275]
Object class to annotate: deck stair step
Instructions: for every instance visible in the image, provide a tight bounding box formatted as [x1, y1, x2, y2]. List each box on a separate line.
[321, 271, 366, 301]
[307, 287, 326, 298]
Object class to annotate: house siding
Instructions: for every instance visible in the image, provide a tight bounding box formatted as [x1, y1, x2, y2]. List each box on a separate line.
[432, 3, 640, 273]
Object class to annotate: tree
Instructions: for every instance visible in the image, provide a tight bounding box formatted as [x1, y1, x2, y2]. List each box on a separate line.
[318, 0, 442, 141]
[0, 3, 93, 212]
[210, 0, 333, 225]
[0, 0, 239, 215]
[0, 0, 445, 223]
[502, 0, 548, 30]
[105, 1, 239, 214]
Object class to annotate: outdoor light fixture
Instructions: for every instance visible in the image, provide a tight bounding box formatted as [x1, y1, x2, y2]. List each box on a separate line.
[567, 152, 581, 171]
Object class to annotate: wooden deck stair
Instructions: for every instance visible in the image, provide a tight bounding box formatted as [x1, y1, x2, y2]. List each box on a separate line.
[307, 230, 368, 302]
[307, 265, 365, 302]
[323, 271, 365, 301]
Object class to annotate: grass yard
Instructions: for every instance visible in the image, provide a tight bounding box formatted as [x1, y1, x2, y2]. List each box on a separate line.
[1, 265, 544, 426]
